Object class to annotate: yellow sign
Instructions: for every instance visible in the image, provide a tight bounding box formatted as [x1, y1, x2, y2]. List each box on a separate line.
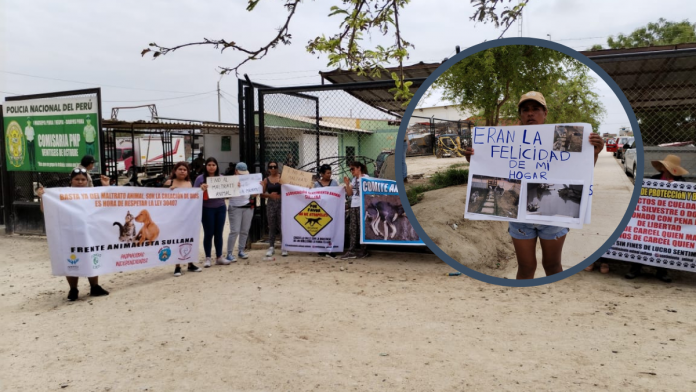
[294, 201, 333, 236]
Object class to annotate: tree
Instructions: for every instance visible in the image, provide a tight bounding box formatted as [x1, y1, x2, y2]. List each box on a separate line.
[434, 45, 605, 129]
[593, 18, 696, 50]
[141, 0, 528, 104]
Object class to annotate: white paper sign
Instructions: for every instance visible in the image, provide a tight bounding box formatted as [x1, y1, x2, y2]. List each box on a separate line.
[464, 123, 594, 229]
[239, 173, 263, 196]
[280, 184, 345, 253]
[207, 175, 240, 198]
[43, 187, 202, 277]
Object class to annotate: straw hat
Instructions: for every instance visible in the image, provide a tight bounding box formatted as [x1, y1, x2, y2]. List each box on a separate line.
[651, 155, 689, 176]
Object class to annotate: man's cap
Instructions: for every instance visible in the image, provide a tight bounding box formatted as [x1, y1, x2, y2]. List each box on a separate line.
[236, 162, 249, 175]
[518, 91, 547, 109]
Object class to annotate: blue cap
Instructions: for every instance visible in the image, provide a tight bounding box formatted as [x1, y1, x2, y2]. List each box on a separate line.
[236, 162, 249, 174]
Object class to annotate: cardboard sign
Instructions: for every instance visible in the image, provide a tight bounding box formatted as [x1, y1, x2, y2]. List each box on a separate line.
[604, 179, 696, 273]
[280, 166, 314, 189]
[43, 187, 202, 277]
[464, 123, 594, 229]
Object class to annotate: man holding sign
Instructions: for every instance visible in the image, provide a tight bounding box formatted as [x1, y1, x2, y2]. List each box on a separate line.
[464, 91, 604, 279]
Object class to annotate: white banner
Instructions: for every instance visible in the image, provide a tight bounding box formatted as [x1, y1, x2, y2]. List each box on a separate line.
[464, 123, 594, 229]
[280, 184, 345, 253]
[43, 187, 202, 277]
[604, 179, 696, 273]
[207, 173, 263, 198]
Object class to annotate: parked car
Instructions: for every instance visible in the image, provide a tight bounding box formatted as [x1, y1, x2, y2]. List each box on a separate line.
[605, 138, 617, 154]
[618, 137, 635, 162]
[614, 136, 631, 159]
[623, 141, 638, 178]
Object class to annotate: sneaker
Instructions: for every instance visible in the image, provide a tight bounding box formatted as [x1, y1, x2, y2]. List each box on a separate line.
[238, 251, 249, 259]
[203, 258, 212, 268]
[219, 255, 233, 264]
[281, 250, 288, 257]
[265, 247, 275, 257]
[90, 285, 110, 297]
[188, 264, 203, 272]
[358, 251, 370, 259]
[67, 288, 79, 301]
[325, 253, 337, 259]
[174, 266, 182, 277]
[340, 252, 357, 260]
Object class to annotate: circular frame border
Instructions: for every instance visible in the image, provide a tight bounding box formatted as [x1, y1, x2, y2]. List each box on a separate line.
[395, 37, 643, 287]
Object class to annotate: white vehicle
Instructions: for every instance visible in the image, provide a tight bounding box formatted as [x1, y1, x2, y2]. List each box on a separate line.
[623, 140, 637, 178]
[117, 136, 186, 177]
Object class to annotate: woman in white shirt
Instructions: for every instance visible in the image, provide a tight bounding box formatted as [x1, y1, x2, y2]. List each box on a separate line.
[341, 161, 370, 260]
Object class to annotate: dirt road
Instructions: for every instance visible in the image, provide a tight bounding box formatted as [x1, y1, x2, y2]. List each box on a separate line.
[2, 233, 695, 391]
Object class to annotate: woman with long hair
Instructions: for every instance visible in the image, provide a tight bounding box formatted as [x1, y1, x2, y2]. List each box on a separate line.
[164, 162, 203, 276]
[37, 168, 110, 301]
[194, 157, 229, 270]
[261, 160, 287, 257]
[341, 161, 370, 260]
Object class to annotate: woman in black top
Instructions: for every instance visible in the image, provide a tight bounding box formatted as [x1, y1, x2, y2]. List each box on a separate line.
[261, 161, 287, 257]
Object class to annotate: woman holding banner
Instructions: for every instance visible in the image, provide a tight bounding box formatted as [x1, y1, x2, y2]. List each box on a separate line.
[341, 161, 370, 260]
[624, 155, 688, 283]
[464, 91, 604, 279]
[261, 160, 287, 257]
[226, 162, 256, 262]
[195, 157, 228, 269]
[315, 164, 339, 258]
[164, 162, 204, 276]
[37, 168, 110, 301]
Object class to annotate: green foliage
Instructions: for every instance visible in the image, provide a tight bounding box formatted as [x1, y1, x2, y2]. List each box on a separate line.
[434, 46, 602, 127]
[603, 18, 696, 49]
[407, 168, 469, 205]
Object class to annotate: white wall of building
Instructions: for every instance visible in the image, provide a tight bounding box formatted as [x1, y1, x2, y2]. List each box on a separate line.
[202, 134, 240, 170]
[299, 133, 338, 170]
[408, 105, 471, 126]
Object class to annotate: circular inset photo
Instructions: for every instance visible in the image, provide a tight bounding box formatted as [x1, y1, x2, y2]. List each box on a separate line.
[397, 39, 642, 286]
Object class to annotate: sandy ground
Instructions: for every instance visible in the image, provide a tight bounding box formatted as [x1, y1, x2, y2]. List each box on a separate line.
[408, 150, 633, 278]
[2, 232, 696, 392]
[406, 155, 469, 177]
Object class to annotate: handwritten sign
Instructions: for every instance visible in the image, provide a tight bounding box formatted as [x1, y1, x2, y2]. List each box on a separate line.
[280, 166, 314, 189]
[207, 175, 240, 198]
[239, 173, 263, 196]
[464, 123, 594, 229]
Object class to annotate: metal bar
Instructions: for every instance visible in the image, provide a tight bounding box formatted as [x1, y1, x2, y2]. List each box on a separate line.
[238, 78, 246, 163]
[241, 75, 318, 101]
[4, 87, 101, 102]
[96, 88, 106, 177]
[586, 48, 696, 62]
[0, 105, 10, 231]
[316, 99, 320, 171]
[259, 78, 427, 94]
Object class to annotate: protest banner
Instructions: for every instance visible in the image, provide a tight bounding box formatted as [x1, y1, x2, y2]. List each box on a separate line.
[464, 123, 594, 229]
[281, 184, 345, 253]
[280, 166, 314, 188]
[3, 96, 100, 172]
[604, 179, 696, 272]
[207, 173, 262, 199]
[360, 177, 424, 245]
[43, 187, 202, 277]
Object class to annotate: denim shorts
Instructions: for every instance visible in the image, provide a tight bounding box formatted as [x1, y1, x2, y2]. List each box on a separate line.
[508, 222, 569, 240]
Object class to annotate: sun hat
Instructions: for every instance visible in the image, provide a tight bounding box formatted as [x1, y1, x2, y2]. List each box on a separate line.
[236, 162, 250, 175]
[652, 155, 689, 177]
[518, 91, 547, 110]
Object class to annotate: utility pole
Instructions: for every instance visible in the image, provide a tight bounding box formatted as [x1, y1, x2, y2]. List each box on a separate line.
[517, 0, 523, 37]
[217, 80, 221, 122]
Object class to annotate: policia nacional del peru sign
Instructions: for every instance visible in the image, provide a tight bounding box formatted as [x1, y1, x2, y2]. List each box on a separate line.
[3, 96, 100, 172]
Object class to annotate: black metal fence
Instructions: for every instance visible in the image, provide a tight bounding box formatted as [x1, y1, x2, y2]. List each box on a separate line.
[239, 78, 426, 243]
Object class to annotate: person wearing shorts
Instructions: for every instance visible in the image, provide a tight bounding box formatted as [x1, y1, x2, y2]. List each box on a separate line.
[464, 91, 604, 279]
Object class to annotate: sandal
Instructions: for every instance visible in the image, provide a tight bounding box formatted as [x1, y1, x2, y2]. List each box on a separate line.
[600, 263, 610, 274]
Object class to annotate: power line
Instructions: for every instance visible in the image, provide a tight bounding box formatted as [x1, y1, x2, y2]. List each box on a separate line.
[1, 70, 204, 94]
[158, 93, 217, 109]
[103, 91, 216, 103]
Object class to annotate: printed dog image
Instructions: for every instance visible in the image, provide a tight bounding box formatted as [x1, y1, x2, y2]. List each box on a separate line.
[113, 211, 137, 242]
[305, 217, 323, 227]
[363, 195, 419, 242]
[134, 209, 160, 245]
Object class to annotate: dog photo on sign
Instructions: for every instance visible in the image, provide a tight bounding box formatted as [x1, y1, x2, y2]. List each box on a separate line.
[552, 125, 584, 152]
[363, 195, 419, 242]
